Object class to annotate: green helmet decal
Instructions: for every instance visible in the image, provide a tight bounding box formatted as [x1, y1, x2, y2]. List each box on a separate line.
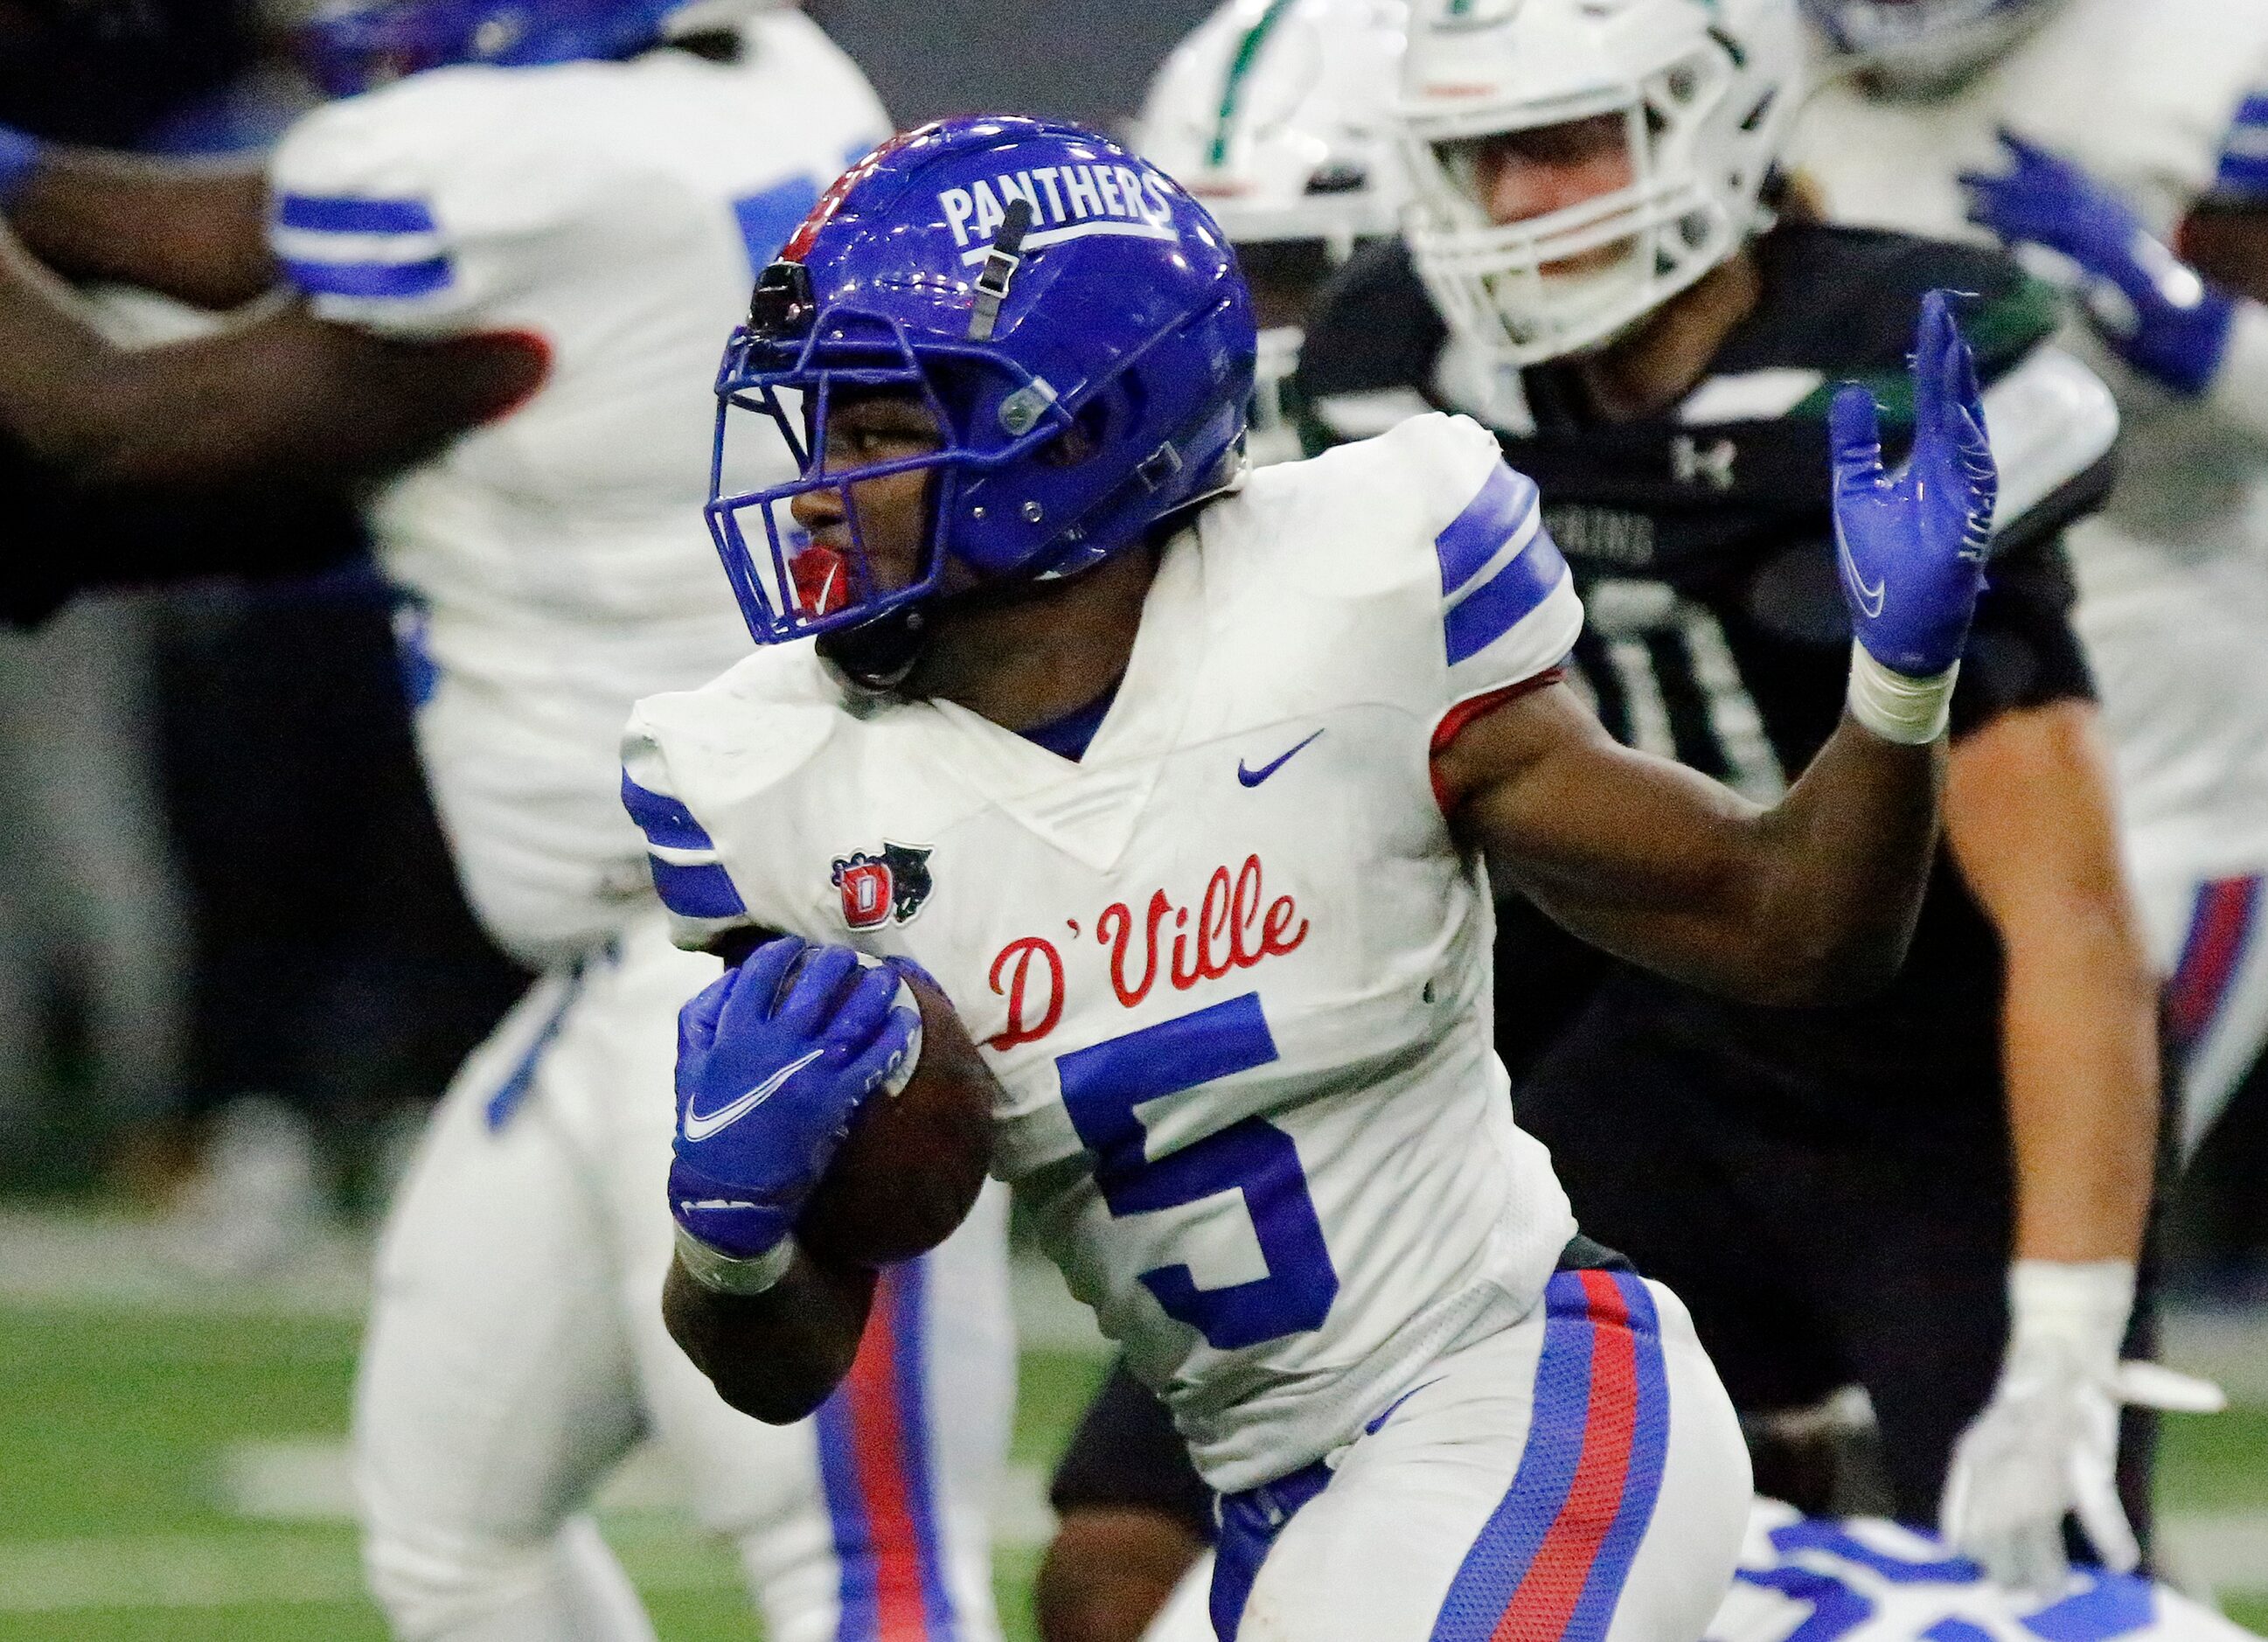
[1209, 0, 1302, 168]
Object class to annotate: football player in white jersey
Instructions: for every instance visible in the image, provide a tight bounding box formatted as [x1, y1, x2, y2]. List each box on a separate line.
[0, 6, 1017, 1640]
[1786, 0, 2268, 1161]
[1133, 0, 1409, 465]
[1709, 1498, 2262, 1642]
[1115, 1492, 2268, 1642]
[621, 114, 2003, 1640]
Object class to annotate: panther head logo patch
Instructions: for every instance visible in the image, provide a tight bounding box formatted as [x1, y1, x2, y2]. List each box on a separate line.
[831, 841, 935, 930]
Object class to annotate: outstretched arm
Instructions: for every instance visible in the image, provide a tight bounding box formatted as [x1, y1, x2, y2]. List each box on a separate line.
[0, 225, 542, 488]
[0, 133, 273, 310]
[1438, 680, 1940, 1006]
[1442, 290, 1995, 1006]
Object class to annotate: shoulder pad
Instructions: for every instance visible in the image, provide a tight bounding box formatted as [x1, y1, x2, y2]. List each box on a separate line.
[624, 645, 840, 804]
[268, 65, 643, 333]
[621, 646, 841, 950]
[1244, 412, 1509, 592]
[1741, 226, 2063, 410]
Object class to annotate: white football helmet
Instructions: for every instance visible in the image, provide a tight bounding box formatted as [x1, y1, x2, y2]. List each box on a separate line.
[1398, 0, 1803, 368]
[1798, 0, 2066, 92]
[1139, 0, 1413, 463]
[1137, 0, 1411, 251]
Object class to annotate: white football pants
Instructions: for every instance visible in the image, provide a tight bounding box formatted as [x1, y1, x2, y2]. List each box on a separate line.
[354, 914, 1014, 1642]
[2132, 862, 2268, 1158]
[1209, 1270, 1748, 1642]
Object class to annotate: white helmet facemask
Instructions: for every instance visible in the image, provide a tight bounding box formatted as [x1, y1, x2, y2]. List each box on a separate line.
[1399, 0, 1800, 369]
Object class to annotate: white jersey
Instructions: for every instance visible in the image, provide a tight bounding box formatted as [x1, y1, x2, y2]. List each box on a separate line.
[1710, 1499, 2258, 1642]
[624, 413, 1587, 1492]
[1787, 0, 2268, 880]
[267, 17, 890, 966]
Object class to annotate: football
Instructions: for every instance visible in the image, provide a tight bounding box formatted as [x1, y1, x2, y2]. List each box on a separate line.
[796, 964, 998, 1268]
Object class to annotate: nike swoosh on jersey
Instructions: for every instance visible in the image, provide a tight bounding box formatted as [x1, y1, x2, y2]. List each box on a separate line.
[682, 1047, 825, 1142]
[1237, 729, 1325, 788]
[1836, 521, 1887, 620]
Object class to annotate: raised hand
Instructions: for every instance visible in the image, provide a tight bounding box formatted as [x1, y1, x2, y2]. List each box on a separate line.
[670, 935, 919, 1263]
[1830, 288, 1997, 685]
[1962, 128, 2235, 395]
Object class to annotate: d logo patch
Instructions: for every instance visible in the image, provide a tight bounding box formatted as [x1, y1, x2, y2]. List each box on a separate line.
[831, 841, 935, 929]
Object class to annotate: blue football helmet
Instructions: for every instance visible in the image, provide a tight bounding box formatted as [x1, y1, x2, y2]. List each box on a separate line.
[303, 0, 688, 96]
[1801, 0, 2064, 88]
[706, 115, 1256, 664]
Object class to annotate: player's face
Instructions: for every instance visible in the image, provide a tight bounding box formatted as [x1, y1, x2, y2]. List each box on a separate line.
[1456, 114, 1636, 277]
[790, 392, 945, 602]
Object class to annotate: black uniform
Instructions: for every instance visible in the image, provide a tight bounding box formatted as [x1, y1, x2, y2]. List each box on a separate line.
[1296, 221, 2163, 1530]
[1049, 223, 2163, 1544]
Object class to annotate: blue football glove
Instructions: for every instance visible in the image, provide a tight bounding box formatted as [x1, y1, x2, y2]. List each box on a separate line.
[1831, 289, 1998, 684]
[1962, 129, 2235, 395]
[670, 936, 921, 1263]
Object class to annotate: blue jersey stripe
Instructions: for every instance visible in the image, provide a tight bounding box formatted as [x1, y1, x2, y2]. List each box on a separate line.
[1734, 1567, 1877, 1640]
[1768, 1519, 1979, 1583]
[2216, 150, 2268, 196]
[648, 856, 747, 921]
[621, 771, 715, 852]
[2024, 1575, 2156, 1641]
[1444, 529, 1567, 666]
[281, 254, 452, 299]
[2234, 91, 2268, 129]
[1435, 463, 1539, 598]
[1924, 1622, 1995, 1642]
[276, 193, 437, 235]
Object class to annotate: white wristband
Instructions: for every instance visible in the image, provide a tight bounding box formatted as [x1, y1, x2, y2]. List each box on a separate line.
[2007, 1258, 2135, 1371]
[674, 1225, 799, 1296]
[1846, 643, 1958, 745]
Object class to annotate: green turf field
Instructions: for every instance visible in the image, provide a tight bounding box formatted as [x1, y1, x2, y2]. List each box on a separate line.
[2, 1210, 2265, 1640]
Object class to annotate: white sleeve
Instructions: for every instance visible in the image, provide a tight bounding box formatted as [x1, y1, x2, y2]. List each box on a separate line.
[1388, 414, 1585, 711]
[266, 78, 589, 337]
[620, 649, 841, 952]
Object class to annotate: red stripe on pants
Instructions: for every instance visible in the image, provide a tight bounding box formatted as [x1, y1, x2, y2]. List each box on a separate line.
[844, 1272, 931, 1639]
[2171, 879, 2258, 1045]
[1492, 1270, 1640, 1642]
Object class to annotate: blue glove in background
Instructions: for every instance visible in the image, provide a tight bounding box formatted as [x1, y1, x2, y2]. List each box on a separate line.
[1962, 129, 2235, 395]
[1831, 289, 1998, 679]
[670, 936, 920, 1262]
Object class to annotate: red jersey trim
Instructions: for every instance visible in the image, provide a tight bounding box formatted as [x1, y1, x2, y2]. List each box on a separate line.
[1429, 666, 1568, 818]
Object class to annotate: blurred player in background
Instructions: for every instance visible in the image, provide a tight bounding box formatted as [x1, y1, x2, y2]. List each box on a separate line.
[1292, 0, 2177, 1598]
[1788, 0, 2268, 1165]
[0, 3, 1018, 1639]
[1133, 0, 1409, 465]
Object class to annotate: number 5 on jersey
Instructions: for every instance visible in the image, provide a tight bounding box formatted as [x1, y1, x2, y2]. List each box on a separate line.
[1056, 993, 1339, 1349]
